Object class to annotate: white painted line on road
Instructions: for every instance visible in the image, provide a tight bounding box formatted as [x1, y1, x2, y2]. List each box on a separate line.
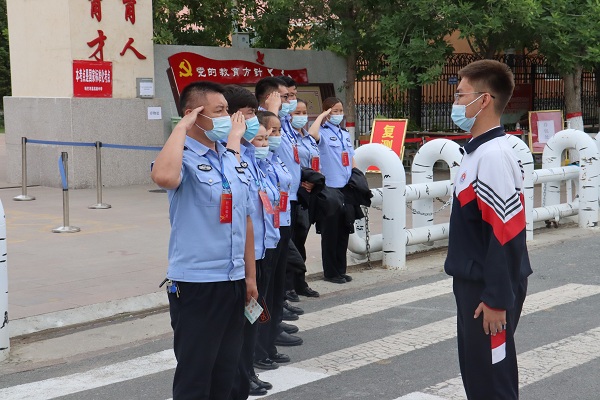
[251, 283, 600, 398]
[295, 278, 453, 331]
[0, 350, 175, 400]
[398, 326, 600, 400]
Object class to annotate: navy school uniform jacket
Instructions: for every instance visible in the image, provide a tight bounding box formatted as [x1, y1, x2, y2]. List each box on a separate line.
[444, 127, 533, 311]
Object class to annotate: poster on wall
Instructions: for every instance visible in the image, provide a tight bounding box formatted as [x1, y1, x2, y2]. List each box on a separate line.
[73, 60, 113, 98]
[368, 119, 408, 172]
[528, 110, 563, 153]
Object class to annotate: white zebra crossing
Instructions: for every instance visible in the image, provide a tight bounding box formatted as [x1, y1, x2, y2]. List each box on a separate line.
[1, 282, 598, 400]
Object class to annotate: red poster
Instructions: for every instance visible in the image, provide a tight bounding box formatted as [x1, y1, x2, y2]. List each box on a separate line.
[168, 52, 309, 94]
[73, 60, 113, 98]
[368, 119, 408, 172]
[528, 110, 563, 153]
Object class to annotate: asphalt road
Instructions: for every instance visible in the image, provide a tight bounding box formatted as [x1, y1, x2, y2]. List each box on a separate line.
[1, 230, 600, 400]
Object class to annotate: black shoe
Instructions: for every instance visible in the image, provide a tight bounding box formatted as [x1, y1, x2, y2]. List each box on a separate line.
[269, 352, 291, 363]
[280, 321, 299, 334]
[253, 358, 279, 370]
[274, 331, 303, 346]
[342, 274, 353, 282]
[297, 286, 320, 297]
[285, 289, 300, 302]
[249, 378, 268, 396]
[250, 374, 273, 390]
[324, 276, 346, 284]
[282, 307, 299, 321]
[283, 300, 304, 315]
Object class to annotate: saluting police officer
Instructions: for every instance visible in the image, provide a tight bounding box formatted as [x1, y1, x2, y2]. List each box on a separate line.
[151, 81, 257, 400]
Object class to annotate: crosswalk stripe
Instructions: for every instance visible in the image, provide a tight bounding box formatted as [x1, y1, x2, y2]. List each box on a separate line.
[396, 326, 600, 400]
[250, 283, 600, 398]
[295, 278, 453, 331]
[2, 283, 598, 400]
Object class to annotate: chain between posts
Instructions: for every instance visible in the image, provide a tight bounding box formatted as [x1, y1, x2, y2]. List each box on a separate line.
[362, 206, 373, 269]
[405, 197, 452, 216]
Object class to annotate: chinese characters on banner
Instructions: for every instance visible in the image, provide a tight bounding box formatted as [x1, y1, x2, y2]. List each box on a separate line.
[167, 52, 309, 95]
[528, 110, 563, 153]
[73, 60, 113, 97]
[368, 119, 408, 172]
[78, 0, 144, 97]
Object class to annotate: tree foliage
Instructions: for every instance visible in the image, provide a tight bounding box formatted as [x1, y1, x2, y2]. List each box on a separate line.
[0, 0, 10, 110]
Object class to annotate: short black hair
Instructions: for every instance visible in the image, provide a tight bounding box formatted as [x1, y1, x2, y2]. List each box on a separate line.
[179, 81, 225, 116]
[255, 77, 286, 104]
[458, 60, 515, 115]
[257, 110, 277, 127]
[222, 85, 258, 114]
[277, 76, 297, 88]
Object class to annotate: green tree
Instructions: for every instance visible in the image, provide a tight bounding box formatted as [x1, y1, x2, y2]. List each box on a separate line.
[533, 0, 600, 130]
[153, 0, 236, 45]
[0, 0, 10, 124]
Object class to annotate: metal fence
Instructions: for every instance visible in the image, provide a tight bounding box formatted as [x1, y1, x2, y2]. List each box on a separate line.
[355, 53, 598, 134]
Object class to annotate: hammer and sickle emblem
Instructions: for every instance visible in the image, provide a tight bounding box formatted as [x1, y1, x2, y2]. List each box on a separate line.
[179, 59, 192, 77]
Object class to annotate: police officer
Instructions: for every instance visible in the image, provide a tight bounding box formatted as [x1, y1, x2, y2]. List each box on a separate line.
[151, 81, 257, 400]
[308, 97, 355, 284]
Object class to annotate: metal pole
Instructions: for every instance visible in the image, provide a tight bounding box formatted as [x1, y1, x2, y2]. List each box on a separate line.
[89, 141, 111, 209]
[53, 152, 80, 233]
[0, 199, 9, 361]
[13, 137, 35, 201]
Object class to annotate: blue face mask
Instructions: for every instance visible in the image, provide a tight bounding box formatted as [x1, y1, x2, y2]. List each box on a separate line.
[244, 116, 260, 141]
[291, 115, 308, 129]
[278, 103, 291, 118]
[288, 99, 298, 113]
[451, 94, 484, 132]
[329, 114, 344, 126]
[268, 135, 282, 151]
[254, 146, 270, 160]
[196, 114, 232, 142]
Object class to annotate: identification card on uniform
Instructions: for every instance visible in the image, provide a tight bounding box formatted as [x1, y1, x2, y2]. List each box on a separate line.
[293, 145, 300, 164]
[311, 156, 320, 171]
[273, 208, 280, 229]
[259, 190, 275, 214]
[244, 297, 264, 324]
[341, 151, 350, 167]
[220, 192, 233, 223]
[279, 191, 288, 211]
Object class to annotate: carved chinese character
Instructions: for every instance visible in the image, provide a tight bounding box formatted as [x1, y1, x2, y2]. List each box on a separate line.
[219, 68, 230, 77]
[119, 38, 147, 60]
[196, 67, 207, 77]
[123, 0, 136, 24]
[254, 68, 263, 77]
[243, 67, 251, 77]
[87, 30, 107, 61]
[232, 68, 240, 77]
[90, 0, 102, 22]
[207, 68, 217, 77]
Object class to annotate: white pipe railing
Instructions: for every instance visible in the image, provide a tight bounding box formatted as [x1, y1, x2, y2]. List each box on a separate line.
[0, 200, 8, 362]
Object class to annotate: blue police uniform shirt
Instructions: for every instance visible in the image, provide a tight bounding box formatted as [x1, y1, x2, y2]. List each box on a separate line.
[241, 141, 267, 260]
[296, 128, 320, 168]
[318, 120, 355, 188]
[257, 157, 282, 249]
[276, 115, 301, 201]
[261, 152, 292, 227]
[166, 136, 253, 283]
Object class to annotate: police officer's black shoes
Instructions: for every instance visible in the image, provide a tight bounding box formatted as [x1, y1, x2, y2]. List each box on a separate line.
[249, 378, 268, 396]
[269, 352, 291, 363]
[283, 301, 304, 315]
[254, 358, 279, 370]
[274, 331, 304, 346]
[250, 374, 273, 390]
[297, 286, 320, 297]
[285, 289, 300, 302]
[324, 276, 346, 284]
[282, 308, 299, 321]
[280, 321, 299, 334]
[342, 274, 353, 282]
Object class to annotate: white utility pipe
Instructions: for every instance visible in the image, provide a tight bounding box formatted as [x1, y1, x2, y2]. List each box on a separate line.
[406, 223, 449, 246]
[542, 129, 600, 228]
[533, 201, 579, 222]
[0, 200, 8, 361]
[411, 139, 462, 228]
[506, 134, 535, 241]
[352, 143, 407, 269]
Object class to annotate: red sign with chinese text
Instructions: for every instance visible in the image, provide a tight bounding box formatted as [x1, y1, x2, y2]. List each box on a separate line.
[167, 52, 309, 94]
[368, 119, 408, 172]
[73, 60, 113, 98]
[528, 110, 563, 153]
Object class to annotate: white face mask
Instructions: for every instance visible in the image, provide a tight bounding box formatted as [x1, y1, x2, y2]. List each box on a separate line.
[451, 94, 484, 132]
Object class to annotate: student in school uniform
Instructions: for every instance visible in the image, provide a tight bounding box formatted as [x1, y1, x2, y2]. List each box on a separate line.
[308, 97, 355, 284]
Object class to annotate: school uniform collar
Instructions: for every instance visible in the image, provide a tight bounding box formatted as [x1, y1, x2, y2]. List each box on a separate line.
[462, 126, 504, 155]
[184, 135, 225, 157]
